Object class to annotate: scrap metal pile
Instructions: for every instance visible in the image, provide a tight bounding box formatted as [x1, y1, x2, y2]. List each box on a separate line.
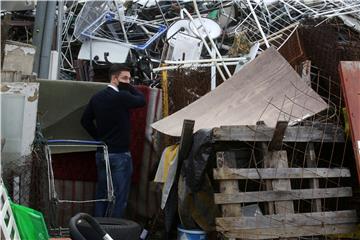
[59, 0, 360, 83]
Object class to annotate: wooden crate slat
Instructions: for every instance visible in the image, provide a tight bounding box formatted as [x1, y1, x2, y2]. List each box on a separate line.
[213, 168, 351, 180]
[268, 151, 295, 217]
[212, 124, 344, 142]
[214, 187, 352, 204]
[220, 224, 358, 239]
[306, 143, 322, 211]
[216, 210, 358, 230]
[217, 152, 242, 217]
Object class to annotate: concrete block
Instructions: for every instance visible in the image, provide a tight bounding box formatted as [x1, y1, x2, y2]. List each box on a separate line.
[2, 40, 36, 75]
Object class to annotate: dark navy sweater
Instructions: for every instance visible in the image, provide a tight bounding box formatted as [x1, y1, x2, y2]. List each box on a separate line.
[81, 84, 146, 153]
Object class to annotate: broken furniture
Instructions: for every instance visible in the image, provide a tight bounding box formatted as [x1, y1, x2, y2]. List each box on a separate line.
[212, 122, 357, 239]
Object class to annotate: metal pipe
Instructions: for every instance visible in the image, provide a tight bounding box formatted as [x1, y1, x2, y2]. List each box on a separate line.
[325, 8, 360, 18]
[114, 1, 134, 60]
[57, 0, 64, 79]
[114, 1, 131, 46]
[231, 1, 260, 35]
[314, 3, 360, 17]
[39, 0, 57, 79]
[211, 47, 216, 90]
[279, 0, 305, 15]
[181, 8, 227, 81]
[192, 0, 232, 78]
[153, 61, 242, 72]
[32, 1, 47, 75]
[163, 57, 248, 64]
[246, 0, 270, 48]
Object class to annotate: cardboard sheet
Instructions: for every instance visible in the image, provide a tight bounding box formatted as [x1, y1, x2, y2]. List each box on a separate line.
[152, 47, 328, 136]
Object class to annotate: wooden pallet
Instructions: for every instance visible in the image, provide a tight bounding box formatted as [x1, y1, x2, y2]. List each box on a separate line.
[213, 122, 358, 239]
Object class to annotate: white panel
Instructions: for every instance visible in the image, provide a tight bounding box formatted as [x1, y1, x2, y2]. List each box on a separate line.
[78, 40, 130, 63]
[0, 82, 39, 157]
[1, 95, 25, 153]
[48, 50, 59, 80]
[167, 33, 203, 61]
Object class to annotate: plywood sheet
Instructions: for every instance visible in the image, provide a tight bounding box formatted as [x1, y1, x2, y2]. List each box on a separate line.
[152, 47, 328, 136]
[339, 61, 360, 184]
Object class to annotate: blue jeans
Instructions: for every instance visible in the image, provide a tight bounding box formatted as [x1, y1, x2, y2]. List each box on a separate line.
[94, 152, 133, 218]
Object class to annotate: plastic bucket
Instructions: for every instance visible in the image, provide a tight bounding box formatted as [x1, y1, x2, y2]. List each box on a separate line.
[177, 226, 207, 240]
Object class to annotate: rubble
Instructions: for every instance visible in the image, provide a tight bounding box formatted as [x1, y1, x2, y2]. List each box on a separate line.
[56, 0, 360, 83]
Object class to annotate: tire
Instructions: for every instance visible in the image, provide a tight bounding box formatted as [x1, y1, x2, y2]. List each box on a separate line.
[75, 217, 142, 240]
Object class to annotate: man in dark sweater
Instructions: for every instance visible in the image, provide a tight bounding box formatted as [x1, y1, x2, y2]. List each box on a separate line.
[81, 63, 146, 218]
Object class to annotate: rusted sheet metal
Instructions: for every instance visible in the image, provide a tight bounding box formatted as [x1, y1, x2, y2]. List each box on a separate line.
[339, 61, 360, 184]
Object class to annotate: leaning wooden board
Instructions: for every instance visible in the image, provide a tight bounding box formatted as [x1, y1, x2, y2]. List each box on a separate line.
[152, 47, 328, 136]
[339, 61, 360, 184]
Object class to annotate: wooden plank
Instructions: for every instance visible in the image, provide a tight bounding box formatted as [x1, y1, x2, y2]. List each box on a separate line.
[163, 119, 194, 235]
[261, 141, 274, 215]
[216, 210, 358, 230]
[213, 168, 351, 180]
[339, 61, 360, 184]
[220, 224, 358, 239]
[177, 119, 195, 165]
[306, 143, 322, 212]
[269, 151, 294, 215]
[268, 121, 288, 151]
[212, 124, 344, 143]
[217, 151, 242, 218]
[214, 187, 352, 204]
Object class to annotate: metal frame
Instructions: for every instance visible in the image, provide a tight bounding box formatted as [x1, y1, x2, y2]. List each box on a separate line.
[45, 140, 114, 213]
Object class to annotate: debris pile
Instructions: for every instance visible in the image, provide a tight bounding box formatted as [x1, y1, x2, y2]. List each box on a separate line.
[56, 0, 360, 83]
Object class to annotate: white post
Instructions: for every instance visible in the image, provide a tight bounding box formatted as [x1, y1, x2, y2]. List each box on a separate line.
[48, 50, 59, 80]
[246, 0, 270, 48]
[211, 47, 217, 90]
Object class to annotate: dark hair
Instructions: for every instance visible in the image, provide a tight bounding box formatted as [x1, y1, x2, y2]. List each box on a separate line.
[109, 63, 131, 80]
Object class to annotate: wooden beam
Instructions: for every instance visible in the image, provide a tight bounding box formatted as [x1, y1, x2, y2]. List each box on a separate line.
[216, 210, 358, 230]
[217, 151, 242, 218]
[214, 187, 352, 204]
[219, 224, 358, 239]
[261, 137, 274, 215]
[177, 119, 195, 164]
[306, 143, 322, 212]
[268, 121, 288, 151]
[212, 124, 344, 142]
[339, 61, 360, 184]
[163, 119, 194, 234]
[213, 168, 351, 180]
[268, 151, 295, 218]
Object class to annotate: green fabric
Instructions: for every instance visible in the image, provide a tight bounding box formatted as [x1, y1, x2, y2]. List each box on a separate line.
[10, 202, 49, 240]
[207, 10, 218, 20]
